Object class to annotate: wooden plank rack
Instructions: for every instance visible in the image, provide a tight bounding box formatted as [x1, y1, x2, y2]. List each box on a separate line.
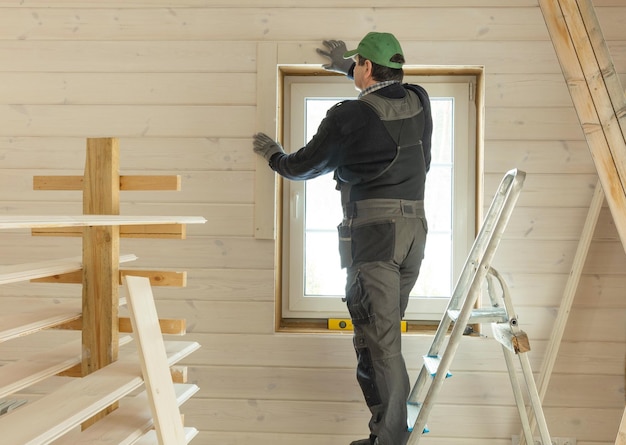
[0, 138, 206, 444]
[0, 341, 199, 445]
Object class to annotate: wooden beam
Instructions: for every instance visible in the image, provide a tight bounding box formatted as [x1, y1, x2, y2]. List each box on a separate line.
[120, 269, 187, 287]
[537, 182, 603, 395]
[125, 275, 187, 444]
[81, 137, 120, 427]
[33, 175, 181, 191]
[55, 317, 186, 335]
[32, 223, 186, 239]
[170, 366, 188, 384]
[33, 269, 187, 287]
[521, 181, 604, 439]
[539, 0, 626, 251]
[119, 317, 186, 336]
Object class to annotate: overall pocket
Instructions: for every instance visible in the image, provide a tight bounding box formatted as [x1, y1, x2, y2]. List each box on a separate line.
[337, 222, 353, 269]
[351, 219, 395, 264]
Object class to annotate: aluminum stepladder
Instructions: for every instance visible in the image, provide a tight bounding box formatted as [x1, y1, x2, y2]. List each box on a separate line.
[407, 168, 552, 445]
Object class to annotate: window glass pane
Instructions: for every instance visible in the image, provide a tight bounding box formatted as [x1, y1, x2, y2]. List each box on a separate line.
[302, 95, 455, 300]
[305, 230, 345, 296]
[414, 97, 455, 298]
[430, 98, 454, 164]
[304, 98, 345, 298]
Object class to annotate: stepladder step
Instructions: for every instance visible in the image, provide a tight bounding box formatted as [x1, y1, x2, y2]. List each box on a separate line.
[447, 307, 508, 324]
[406, 402, 429, 434]
[423, 355, 452, 378]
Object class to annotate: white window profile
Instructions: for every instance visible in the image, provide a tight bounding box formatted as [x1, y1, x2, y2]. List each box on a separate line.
[280, 73, 477, 322]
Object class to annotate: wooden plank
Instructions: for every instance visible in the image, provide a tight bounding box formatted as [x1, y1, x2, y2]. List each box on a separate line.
[0, 0, 543, 7]
[539, 0, 626, 251]
[0, 341, 199, 445]
[473, 173, 601, 208]
[0, 6, 607, 42]
[0, 72, 256, 106]
[32, 223, 186, 239]
[125, 275, 188, 444]
[522, 181, 604, 439]
[59, 362, 189, 381]
[33, 175, 181, 191]
[0, 137, 252, 171]
[0, 41, 257, 73]
[0, 215, 206, 229]
[0, 336, 132, 399]
[0, 8, 548, 42]
[51, 383, 199, 445]
[0, 104, 256, 138]
[33, 269, 186, 287]
[535, 182, 603, 395]
[0, 300, 82, 343]
[0, 253, 136, 285]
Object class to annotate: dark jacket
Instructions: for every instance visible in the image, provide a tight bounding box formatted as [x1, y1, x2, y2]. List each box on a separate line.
[269, 82, 432, 202]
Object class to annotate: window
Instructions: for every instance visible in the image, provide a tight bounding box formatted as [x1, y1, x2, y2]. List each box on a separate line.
[279, 70, 479, 324]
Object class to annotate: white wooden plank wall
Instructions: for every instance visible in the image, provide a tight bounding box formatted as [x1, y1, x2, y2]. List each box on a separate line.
[0, 1, 623, 444]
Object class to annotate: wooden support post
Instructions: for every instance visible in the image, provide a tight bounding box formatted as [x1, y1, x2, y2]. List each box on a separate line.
[539, 184, 603, 387]
[81, 138, 121, 425]
[539, 0, 626, 251]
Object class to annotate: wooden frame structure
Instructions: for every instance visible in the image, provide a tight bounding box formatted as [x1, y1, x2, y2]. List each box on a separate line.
[0, 137, 206, 444]
[537, 2, 626, 444]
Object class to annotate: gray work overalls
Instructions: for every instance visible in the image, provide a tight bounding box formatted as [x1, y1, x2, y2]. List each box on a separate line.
[336, 87, 428, 445]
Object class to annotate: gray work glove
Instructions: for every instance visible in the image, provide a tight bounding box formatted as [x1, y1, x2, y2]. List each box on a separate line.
[316, 40, 353, 75]
[253, 132, 285, 162]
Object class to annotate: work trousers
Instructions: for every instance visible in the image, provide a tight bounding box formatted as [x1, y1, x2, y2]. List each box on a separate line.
[339, 199, 427, 445]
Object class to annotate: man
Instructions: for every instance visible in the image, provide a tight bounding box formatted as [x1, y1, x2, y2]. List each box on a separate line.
[252, 32, 432, 445]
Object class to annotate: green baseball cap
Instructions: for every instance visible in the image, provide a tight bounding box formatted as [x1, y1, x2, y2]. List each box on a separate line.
[343, 32, 404, 69]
